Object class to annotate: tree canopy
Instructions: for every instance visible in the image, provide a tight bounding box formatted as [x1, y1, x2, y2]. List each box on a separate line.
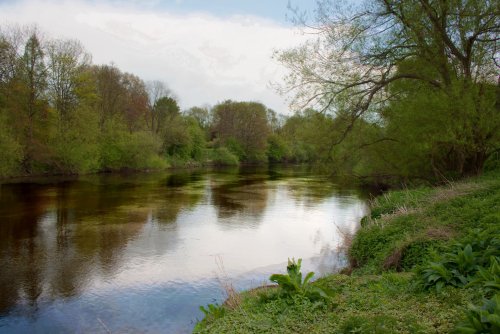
[277, 0, 500, 181]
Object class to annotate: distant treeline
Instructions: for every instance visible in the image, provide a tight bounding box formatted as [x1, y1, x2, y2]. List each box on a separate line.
[0, 26, 328, 178]
[2, 15, 499, 185]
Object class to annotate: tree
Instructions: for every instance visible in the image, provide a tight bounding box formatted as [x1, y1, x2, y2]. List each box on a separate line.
[17, 30, 50, 171]
[212, 101, 270, 162]
[146, 80, 177, 134]
[94, 64, 126, 129]
[0, 26, 23, 89]
[185, 106, 211, 130]
[121, 72, 148, 133]
[22, 31, 47, 137]
[46, 39, 91, 124]
[278, 0, 500, 179]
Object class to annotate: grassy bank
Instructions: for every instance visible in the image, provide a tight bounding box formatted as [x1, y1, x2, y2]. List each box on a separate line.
[194, 171, 500, 333]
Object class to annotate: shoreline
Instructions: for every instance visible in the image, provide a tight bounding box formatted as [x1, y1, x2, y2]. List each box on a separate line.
[194, 169, 500, 333]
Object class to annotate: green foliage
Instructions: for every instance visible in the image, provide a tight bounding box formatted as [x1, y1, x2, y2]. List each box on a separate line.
[468, 258, 500, 297]
[453, 294, 500, 334]
[269, 258, 327, 301]
[224, 137, 246, 161]
[369, 188, 431, 219]
[418, 258, 470, 293]
[162, 116, 206, 161]
[276, 0, 499, 182]
[199, 303, 226, 321]
[99, 121, 163, 171]
[416, 230, 500, 292]
[0, 114, 22, 176]
[338, 314, 424, 334]
[195, 273, 476, 333]
[1, 27, 292, 177]
[267, 134, 290, 163]
[350, 176, 500, 274]
[276, 110, 335, 164]
[49, 107, 100, 173]
[212, 100, 270, 163]
[210, 147, 239, 166]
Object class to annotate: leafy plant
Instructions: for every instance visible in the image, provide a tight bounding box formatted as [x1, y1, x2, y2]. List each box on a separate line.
[453, 294, 500, 333]
[199, 303, 226, 321]
[269, 258, 327, 301]
[415, 241, 500, 292]
[417, 244, 479, 292]
[454, 229, 500, 267]
[468, 257, 500, 297]
[418, 262, 461, 292]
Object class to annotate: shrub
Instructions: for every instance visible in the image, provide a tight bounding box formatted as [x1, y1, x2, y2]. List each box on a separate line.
[267, 134, 290, 163]
[211, 147, 239, 166]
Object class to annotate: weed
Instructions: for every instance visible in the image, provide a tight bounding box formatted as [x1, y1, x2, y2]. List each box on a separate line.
[199, 303, 226, 321]
[468, 257, 500, 297]
[215, 255, 241, 309]
[416, 231, 500, 292]
[269, 258, 328, 301]
[453, 294, 500, 333]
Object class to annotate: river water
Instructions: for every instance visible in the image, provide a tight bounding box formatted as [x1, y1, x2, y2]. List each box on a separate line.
[0, 166, 368, 333]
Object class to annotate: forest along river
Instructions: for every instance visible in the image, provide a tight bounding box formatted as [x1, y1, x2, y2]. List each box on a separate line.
[0, 166, 368, 333]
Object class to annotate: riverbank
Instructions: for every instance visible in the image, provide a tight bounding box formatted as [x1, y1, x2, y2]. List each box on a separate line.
[194, 170, 500, 333]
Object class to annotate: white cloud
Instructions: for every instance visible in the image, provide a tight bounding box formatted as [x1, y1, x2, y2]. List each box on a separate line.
[0, 0, 308, 112]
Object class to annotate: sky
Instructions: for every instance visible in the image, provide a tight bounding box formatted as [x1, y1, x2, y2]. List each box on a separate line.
[0, 0, 318, 113]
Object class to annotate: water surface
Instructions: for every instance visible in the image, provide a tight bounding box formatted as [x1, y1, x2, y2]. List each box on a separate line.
[0, 166, 367, 333]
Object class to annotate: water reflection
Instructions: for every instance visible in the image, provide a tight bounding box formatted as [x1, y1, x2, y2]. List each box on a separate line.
[211, 172, 269, 227]
[0, 167, 368, 333]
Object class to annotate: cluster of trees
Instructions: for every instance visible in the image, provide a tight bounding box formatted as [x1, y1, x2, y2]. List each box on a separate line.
[4, 0, 497, 184]
[0, 26, 176, 176]
[0, 26, 316, 178]
[277, 0, 499, 183]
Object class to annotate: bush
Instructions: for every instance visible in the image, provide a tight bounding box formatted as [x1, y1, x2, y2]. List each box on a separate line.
[99, 121, 164, 170]
[267, 134, 290, 163]
[211, 147, 239, 166]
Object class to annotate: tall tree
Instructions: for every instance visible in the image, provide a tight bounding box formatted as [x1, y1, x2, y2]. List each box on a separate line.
[121, 72, 148, 133]
[18, 30, 49, 171]
[94, 64, 126, 129]
[212, 100, 270, 162]
[22, 32, 47, 136]
[185, 106, 211, 130]
[46, 39, 91, 124]
[278, 0, 500, 178]
[146, 80, 176, 134]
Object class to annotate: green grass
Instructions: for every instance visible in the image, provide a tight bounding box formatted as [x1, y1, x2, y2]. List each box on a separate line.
[194, 274, 481, 333]
[194, 170, 500, 333]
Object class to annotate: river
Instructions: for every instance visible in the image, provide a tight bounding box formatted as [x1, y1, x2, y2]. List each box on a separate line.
[0, 166, 368, 333]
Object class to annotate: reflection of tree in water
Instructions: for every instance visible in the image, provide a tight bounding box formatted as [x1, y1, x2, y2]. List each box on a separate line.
[0, 184, 51, 315]
[152, 173, 204, 225]
[286, 174, 372, 206]
[210, 172, 269, 227]
[286, 178, 336, 204]
[164, 172, 202, 188]
[0, 173, 205, 316]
